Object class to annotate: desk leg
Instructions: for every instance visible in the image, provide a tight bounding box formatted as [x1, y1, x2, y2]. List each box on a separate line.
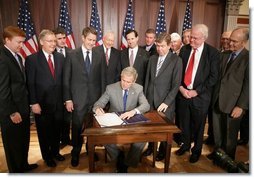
[152, 142, 158, 167]
[164, 141, 172, 173]
[88, 139, 95, 172]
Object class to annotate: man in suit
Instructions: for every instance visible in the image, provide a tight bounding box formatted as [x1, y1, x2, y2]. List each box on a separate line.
[220, 30, 232, 52]
[93, 31, 121, 85]
[175, 24, 220, 163]
[63, 27, 106, 167]
[210, 27, 249, 160]
[0, 26, 38, 173]
[142, 28, 157, 57]
[53, 27, 73, 147]
[143, 32, 182, 160]
[93, 66, 150, 173]
[120, 29, 149, 86]
[25, 29, 65, 167]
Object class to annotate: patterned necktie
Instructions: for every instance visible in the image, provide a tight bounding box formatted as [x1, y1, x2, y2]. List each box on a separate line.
[184, 49, 196, 87]
[156, 57, 164, 76]
[129, 50, 134, 66]
[226, 52, 236, 71]
[123, 89, 128, 112]
[105, 48, 109, 65]
[85, 51, 91, 74]
[48, 54, 55, 78]
[59, 48, 64, 57]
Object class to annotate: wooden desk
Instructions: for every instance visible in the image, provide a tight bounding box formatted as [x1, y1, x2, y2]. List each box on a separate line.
[82, 110, 180, 173]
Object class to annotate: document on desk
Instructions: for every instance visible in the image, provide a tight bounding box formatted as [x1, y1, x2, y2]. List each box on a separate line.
[94, 113, 124, 127]
[95, 112, 150, 127]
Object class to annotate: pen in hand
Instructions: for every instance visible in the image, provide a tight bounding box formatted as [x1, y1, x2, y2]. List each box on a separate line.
[96, 107, 105, 116]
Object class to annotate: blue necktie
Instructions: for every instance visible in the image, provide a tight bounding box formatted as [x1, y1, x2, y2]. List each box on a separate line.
[85, 51, 91, 74]
[123, 89, 128, 112]
[226, 52, 236, 71]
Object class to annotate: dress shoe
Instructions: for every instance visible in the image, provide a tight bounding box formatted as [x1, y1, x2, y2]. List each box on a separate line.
[143, 148, 153, 156]
[54, 153, 65, 161]
[175, 147, 189, 156]
[23, 163, 38, 172]
[237, 139, 248, 145]
[189, 153, 200, 163]
[204, 137, 215, 145]
[71, 156, 79, 167]
[45, 159, 56, 167]
[207, 151, 215, 160]
[116, 161, 128, 173]
[155, 153, 165, 161]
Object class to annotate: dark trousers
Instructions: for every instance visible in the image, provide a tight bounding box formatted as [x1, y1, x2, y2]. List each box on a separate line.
[60, 108, 72, 143]
[212, 102, 242, 160]
[35, 110, 62, 161]
[239, 110, 249, 142]
[176, 97, 207, 155]
[0, 115, 30, 172]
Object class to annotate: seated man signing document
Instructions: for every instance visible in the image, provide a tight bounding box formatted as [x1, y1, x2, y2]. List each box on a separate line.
[92, 66, 150, 173]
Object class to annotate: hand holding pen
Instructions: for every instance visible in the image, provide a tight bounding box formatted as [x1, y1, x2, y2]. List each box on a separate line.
[95, 107, 105, 116]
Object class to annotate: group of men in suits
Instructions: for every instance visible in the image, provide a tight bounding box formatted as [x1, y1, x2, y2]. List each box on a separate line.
[0, 23, 249, 173]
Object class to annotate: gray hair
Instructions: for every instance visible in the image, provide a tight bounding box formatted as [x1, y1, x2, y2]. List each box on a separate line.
[121, 67, 138, 81]
[39, 29, 55, 40]
[192, 24, 209, 39]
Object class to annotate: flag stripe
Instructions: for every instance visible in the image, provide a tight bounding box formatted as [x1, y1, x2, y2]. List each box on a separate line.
[58, 0, 76, 49]
[121, 0, 135, 49]
[90, 0, 103, 46]
[17, 0, 38, 59]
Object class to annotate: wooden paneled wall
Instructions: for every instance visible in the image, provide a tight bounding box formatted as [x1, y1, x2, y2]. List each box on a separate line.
[0, 0, 225, 48]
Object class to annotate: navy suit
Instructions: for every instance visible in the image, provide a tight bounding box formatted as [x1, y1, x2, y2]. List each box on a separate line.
[25, 50, 64, 161]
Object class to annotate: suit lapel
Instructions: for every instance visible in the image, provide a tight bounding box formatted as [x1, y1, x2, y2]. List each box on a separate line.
[126, 86, 135, 110]
[116, 83, 124, 111]
[156, 52, 173, 77]
[193, 44, 207, 86]
[3, 47, 23, 74]
[38, 50, 55, 80]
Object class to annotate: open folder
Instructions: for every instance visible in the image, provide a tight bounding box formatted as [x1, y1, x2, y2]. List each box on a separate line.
[94, 112, 150, 127]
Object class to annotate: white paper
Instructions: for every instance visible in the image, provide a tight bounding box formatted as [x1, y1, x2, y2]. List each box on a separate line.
[94, 113, 124, 127]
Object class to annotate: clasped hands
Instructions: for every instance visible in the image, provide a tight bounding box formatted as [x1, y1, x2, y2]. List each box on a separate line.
[179, 86, 198, 99]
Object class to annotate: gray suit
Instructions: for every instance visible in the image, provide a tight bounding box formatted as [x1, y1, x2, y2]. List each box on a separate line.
[93, 82, 150, 167]
[212, 48, 249, 159]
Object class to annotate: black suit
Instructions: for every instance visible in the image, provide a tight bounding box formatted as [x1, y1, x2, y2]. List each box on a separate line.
[25, 50, 64, 161]
[63, 47, 106, 158]
[212, 49, 249, 159]
[120, 47, 149, 86]
[56, 47, 73, 145]
[93, 45, 121, 85]
[142, 43, 157, 57]
[176, 43, 220, 155]
[0, 47, 30, 172]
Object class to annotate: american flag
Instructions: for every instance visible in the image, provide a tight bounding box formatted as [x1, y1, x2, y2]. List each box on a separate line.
[182, 0, 192, 33]
[155, 0, 167, 35]
[17, 0, 38, 59]
[58, 0, 76, 49]
[120, 0, 135, 49]
[90, 0, 103, 46]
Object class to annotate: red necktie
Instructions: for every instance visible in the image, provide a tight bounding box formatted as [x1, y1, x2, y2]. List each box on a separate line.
[184, 49, 196, 87]
[105, 48, 109, 65]
[48, 54, 55, 78]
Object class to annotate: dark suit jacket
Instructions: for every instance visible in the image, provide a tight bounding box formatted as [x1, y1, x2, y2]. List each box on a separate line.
[93, 45, 121, 85]
[0, 47, 29, 118]
[213, 48, 249, 113]
[142, 43, 157, 57]
[63, 47, 106, 112]
[0, 46, 30, 172]
[178, 43, 220, 110]
[25, 50, 64, 113]
[120, 47, 149, 86]
[145, 52, 182, 120]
